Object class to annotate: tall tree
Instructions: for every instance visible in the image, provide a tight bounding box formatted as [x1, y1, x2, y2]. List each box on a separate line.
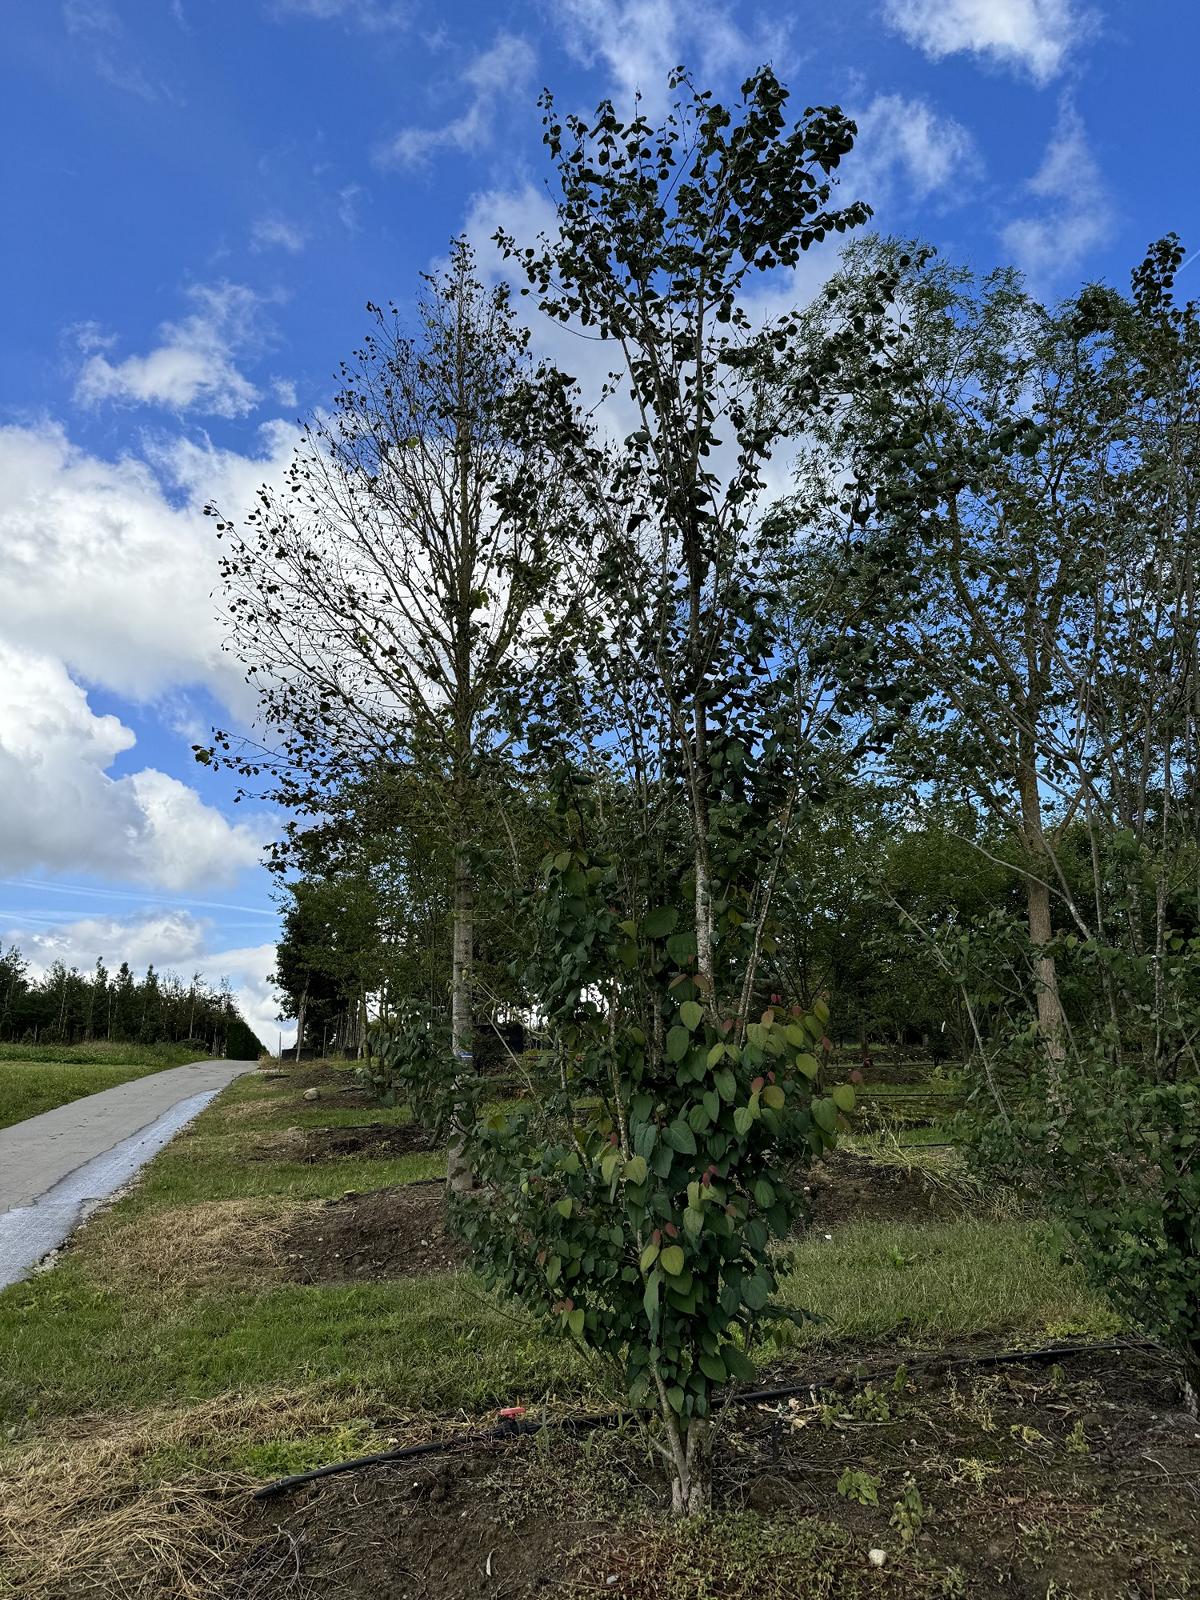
[206, 241, 582, 1186]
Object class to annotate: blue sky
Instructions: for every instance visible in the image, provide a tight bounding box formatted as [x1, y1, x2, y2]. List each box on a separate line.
[0, 0, 1192, 1043]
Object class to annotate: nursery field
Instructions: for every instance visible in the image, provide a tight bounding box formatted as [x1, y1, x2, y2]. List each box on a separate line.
[1, 1060, 1195, 1598]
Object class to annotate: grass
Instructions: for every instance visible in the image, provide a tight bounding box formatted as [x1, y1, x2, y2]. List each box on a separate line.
[0, 1062, 1116, 1436]
[0, 1060, 166, 1131]
[0, 1058, 1135, 1599]
[0, 1040, 219, 1129]
[0, 1041, 211, 1066]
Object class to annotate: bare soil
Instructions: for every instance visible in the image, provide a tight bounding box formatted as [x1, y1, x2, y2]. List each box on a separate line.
[250, 1120, 440, 1164]
[279, 1185, 461, 1282]
[797, 1150, 968, 1230]
[229, 1344, 1199, 1600]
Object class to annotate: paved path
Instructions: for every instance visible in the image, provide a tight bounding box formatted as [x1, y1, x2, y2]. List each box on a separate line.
[0, 1059, 254, 1289]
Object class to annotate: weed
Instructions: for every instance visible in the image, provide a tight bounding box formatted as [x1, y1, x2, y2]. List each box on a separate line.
[837, 1467, 882, 1506]
[889, 1473, 925, 1545]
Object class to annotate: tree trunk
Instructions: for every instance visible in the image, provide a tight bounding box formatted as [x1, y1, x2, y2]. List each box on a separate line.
[448, 847, 476, 1193]
[295, 981, 308, 1064]
[1182, 1341, 1200, 1420]
[1017, 748, 1066, 1064]
[658, 1396, 712, 1515]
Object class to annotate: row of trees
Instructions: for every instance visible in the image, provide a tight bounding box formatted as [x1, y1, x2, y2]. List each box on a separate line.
[0, 944, 264, 1057]
[204, 67, 1200, 1502]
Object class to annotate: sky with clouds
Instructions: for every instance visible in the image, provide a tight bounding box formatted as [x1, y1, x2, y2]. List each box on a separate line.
[0, 0, 1191, 1046]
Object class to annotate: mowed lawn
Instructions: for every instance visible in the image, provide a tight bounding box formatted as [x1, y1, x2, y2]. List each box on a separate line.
[0, 1043, 209, 1131]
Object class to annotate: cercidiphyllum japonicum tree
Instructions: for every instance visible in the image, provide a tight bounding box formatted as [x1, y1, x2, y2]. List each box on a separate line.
[375, 66, 909, 1513]
[202, 240, 586, 1189]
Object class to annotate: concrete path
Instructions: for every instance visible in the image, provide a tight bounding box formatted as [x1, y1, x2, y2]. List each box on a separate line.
[0, 1059, 254, 1289]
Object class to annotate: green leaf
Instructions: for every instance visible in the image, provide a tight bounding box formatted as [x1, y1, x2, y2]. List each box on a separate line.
[707, 1042, 727, 1068]
[568, 1308, 584, 1336]
[665, 1119, 697, 1155]
[753, 1178, 775, 1208]
[600, 1146, 621, 1183]
[831, 1083, 856, 1113]
[643, 1270, 661, 1324]
[639, 1240, 660, 1271]
[642, 906, 678, 939]
[666, 1025, 691, 1062]
[680, 1000, 703, 1031]
[667, 1385, 686, 1414]
[683, 1205, 704, 1236]
[624, 1154, 648, 1185]
[733, 1105, 753, 1136]
[660, 1244, 686, 1277]
[785, 1023, 807, 1048]
[762, 1083, 785, 1110]
[703, 1090, 720, 1123]
[555, 1196, 573, 1219]
[795, 1052, 820, 1080]
[714, 1067, 737, 1102]
[743, 1272, 770, 1311]
[813, 1098, 838, 1134]
[723, 1345, 756, 1383]
[698, 1352, 726, 1383]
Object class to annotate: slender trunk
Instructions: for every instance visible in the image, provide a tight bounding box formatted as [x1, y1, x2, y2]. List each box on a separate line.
[448, 845, 476, 1193]
[1017, 746, 1066, 1065]
[295, 982, 308, 1063]
[655, 1377, 712, 1514]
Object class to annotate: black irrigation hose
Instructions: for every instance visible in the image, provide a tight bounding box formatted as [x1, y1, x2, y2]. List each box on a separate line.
[251, 1335, 1161, 1501]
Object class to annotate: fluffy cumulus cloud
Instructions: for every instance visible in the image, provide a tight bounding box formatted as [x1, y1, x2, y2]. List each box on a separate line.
[852, 93, 982, 205]
[556, 0, 783, 115]
[0, 416, 299, 914]
[74, 282, 275, 418]
[1001, 100, 1113, 282]
[7, 911, 289, 1048]
[0, 418, 295, 704]
[376, 32, 536, 169]
[0, 642, 268, 890]
[882, 0, 1089, 85]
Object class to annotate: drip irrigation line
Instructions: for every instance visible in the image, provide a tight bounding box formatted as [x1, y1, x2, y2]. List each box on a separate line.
[251, 1335, 1161, 1501]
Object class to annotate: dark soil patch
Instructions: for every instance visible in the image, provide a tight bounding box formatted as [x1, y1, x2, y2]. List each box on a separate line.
[230, 1343, 1199, 1600]
[251, 1120, 440, 1164]
[301, 1120, 439, 1160]
[280, 1184, 462, 1282]
[795, 1150, 969, 1230]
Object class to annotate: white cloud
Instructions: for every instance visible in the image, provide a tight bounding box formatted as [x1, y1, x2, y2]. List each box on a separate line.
[376, 31, 535, 169]
[74, 282, 273, 418]
[0, 418, 296, 705]
[0, 642, 268, 892]
[1000, 100, 1112, 282]
[7, 913, 290, 1048]
[555, 0, 784, 115]
[882, 0, 1089, 85]
[268, 0, 407, 29]
[852, 93, 982, 205]
[63, 0, 170, 101]
[251, 215, 307, 254]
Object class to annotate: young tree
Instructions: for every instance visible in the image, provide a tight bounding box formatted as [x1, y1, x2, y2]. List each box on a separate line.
[379, 66, 897, 1513]
[205, 242, 582, 1186]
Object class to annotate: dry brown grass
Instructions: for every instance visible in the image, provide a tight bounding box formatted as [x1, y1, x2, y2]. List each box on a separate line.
[0, 1391, 474, 1599]
[0, 1393, 303, 1598]
[77, 1199, 294, 1297]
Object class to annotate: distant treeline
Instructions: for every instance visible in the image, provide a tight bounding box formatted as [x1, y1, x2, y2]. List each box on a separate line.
[0, 944, 264, 1059]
